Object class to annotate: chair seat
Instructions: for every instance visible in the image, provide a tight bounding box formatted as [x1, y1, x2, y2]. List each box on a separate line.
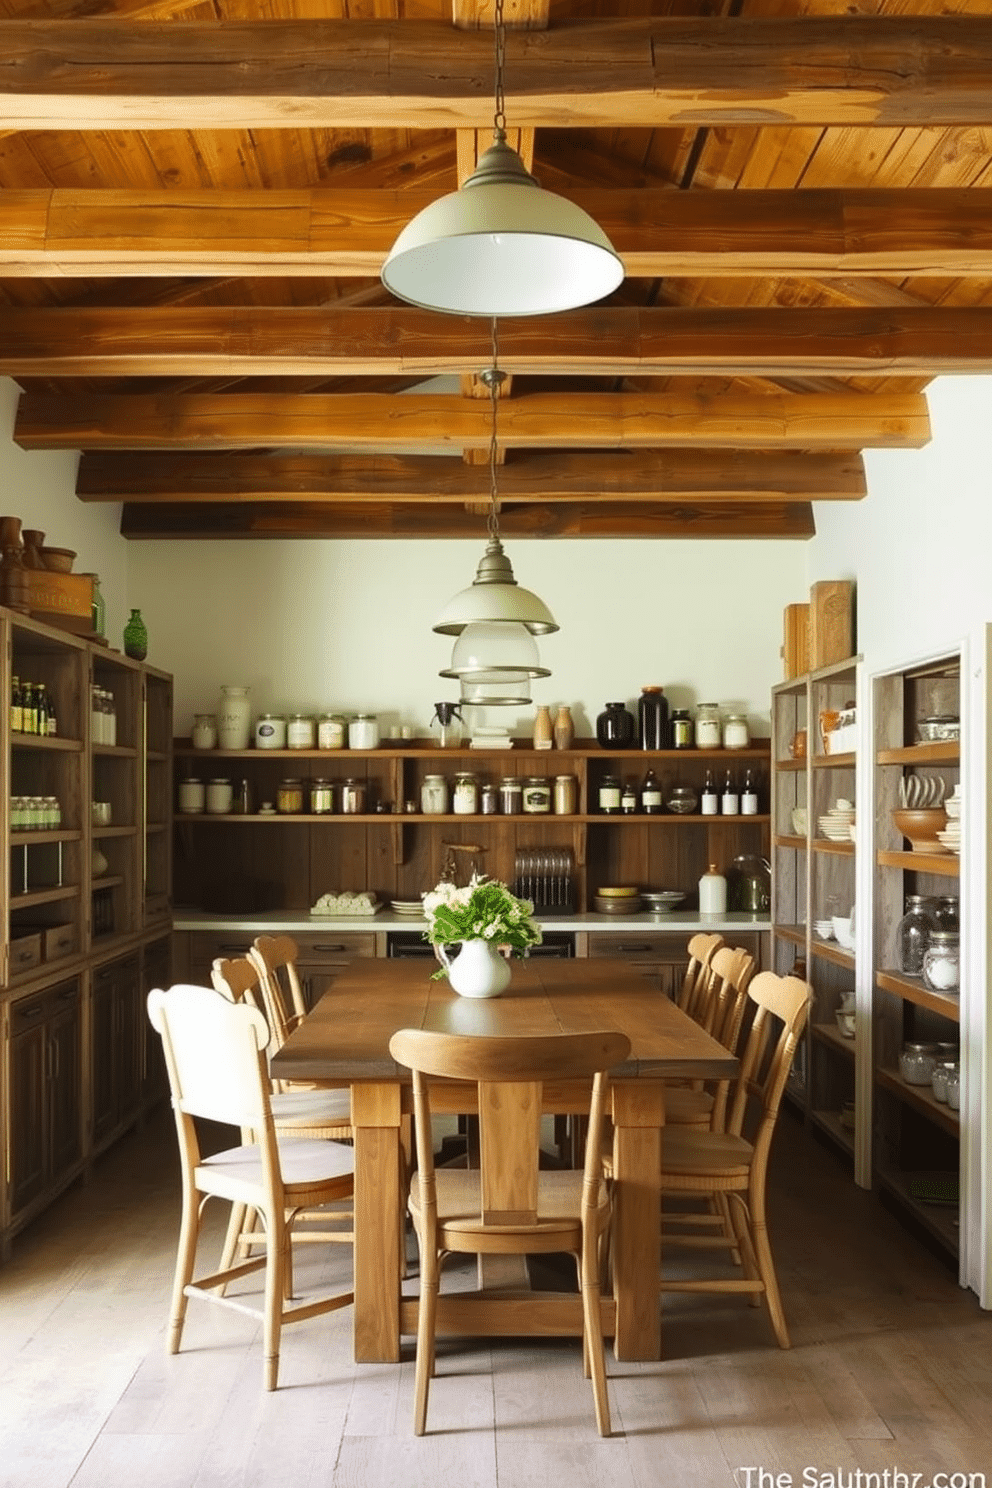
[410, 1168, 609, 1248]
[200, 1137, 355, 1196]
[660, 1128, 754, 1179]
[270, 1088, 351, 1127]
[664, 1086, 715, 1124]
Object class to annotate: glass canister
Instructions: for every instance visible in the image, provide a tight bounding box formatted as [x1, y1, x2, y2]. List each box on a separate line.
[276, 777, 305, 814]
[255, 713, 287, 750]
[638, 686, 669, 750]
[896, 894, 937, 976]
[317, 713, 346, 750]
[945, 1065, 961, 1111]
[206, 777, 233, 814]
[231, 778, 253, 815]
[523, 776, 551, 814]
[722, 713, 750, 749]
[192, 713, 218, 750]
[217, 685, 251, 750]
[421, 774, 449, 815]
[933, 895, 959, 933]
[310, 778, 334, 814]
[899, 1041, 940, 1085]
[480, 782, 498, 815]
[178, 778, 205, 814]
[922, 931, 960, 995]
[671, 709, 694, 749]
[499, 776, 523, 815]
[340, 778, 366, 814]
[452, 772, 478, 815]
[553, 774, 577, 815]
[349, 714, 380, 750]
[287, 713, 316, 750]
[596, 702, 635, 749]
[695, 704, 722, 749]
[598, 774, 622, 814]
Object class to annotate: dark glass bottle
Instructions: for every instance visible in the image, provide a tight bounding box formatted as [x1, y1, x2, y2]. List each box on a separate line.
[741, 767, 758, 815]
[641, 769, 663, 813]
[621, 780, 638, 814]
[638, 685, 670, 750]
[701, 767, 718, 816]
[670, 709, 693, 749]
[596, 701, 635, 749]
[721, 768, 739, 816]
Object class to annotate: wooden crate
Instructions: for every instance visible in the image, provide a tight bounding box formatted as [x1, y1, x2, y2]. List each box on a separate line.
[809, 580, 855, 668]
[26, 571, 94, 635]
[782, 602, 810, 679]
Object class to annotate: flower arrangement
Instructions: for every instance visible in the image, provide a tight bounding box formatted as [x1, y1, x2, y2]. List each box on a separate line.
[422, 873, 542, 975]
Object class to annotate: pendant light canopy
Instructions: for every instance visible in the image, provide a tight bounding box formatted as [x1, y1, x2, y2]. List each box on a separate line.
[381, 0, 623, 317]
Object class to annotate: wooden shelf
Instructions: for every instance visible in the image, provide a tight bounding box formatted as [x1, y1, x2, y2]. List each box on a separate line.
[774, 758, 806, 773]
[92, 875, 125, 891]
[877, 741, 960, 767]
[813, 838, 854, 855]
[10, 733, 82, 752]
[92, 825, 137, 839]
[811, 1021, 856, 1057]
[875, 968, 960, 1021]
[874, 1165, 959, 1257]
[875, 1066, 960, 1137]
[10, 884, 79, 910]
[175, 811, 770, 827]
[92, 743, 138, 759]
[876, 849, 959, 877]
[810, 1108, 855, 1155]
[812, 752, 856, 769]
[773, 923, 806, 947]
[10, 830, 82, 846]
[811, 940, 855, 972]
[773, 834, 806, 849]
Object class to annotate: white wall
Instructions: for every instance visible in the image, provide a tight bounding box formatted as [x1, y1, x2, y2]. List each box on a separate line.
[0, 379, 129, 635]
[126, 536, 807, 739]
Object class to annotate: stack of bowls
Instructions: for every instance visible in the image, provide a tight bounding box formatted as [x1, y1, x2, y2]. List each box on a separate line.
[818, 798, 855, 842]
[594, 885, 643, 915]
[813, 917, 834, 940]
[937, 785, 961, 855]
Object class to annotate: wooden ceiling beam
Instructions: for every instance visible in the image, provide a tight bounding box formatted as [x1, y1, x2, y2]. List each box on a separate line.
[118, 499, 817, 541]
[1, 305, 989, 379]
[15, 390, 930, 451]
[0, 17, 989, 130]
[76, 449, 866, 505]
[4, 186, 992, 279]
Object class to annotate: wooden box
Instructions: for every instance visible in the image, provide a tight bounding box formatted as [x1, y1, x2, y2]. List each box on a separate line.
[9, 931, 42, 977]
[43, 924, 78, 962]
[782, 603, 810, 679]
[809, 580, 855, 668]
[26, 570, 94, 635]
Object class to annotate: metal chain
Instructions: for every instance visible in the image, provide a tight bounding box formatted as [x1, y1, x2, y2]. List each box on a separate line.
[486, 315, 503, 542]
[492, 0, 506, 137]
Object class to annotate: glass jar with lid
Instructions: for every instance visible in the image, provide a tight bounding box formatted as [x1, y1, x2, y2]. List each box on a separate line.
[933, 895, 959, 933]
[695, 704, 722, 749]
[317, 714, 346, 750]
[287, 713, 316, 750]
[499, 776, 523, 815]
[231, 778, 253, 815]
[178, 777, 205, 814]
[671, 709, 693, 749]
[598, 774, 622, 814]
[722, 713, 750, 749]
[896, 894, 936, 976]
[255, 713, 286, 750]
[309, 778, 334, 814]
[553, 774, 577, 815]
[206, 778, 233, 814]
[340, 778, 366, 814]
[276, 778, 305, 814]
[899, 1041, 940, 1085]
[480, 782, 498, 815]
[452, 772, 478, 814]
[192, 713, 217, 750]
[922, 931, 960, 995]
[523, 776, 551, 814]
[421, 774, 449, 815]
[348, 714, 380, 750]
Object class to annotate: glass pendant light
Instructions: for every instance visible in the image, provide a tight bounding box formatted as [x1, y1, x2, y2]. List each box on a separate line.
[434, 323, 557, 707]
[381, 0, 623, 317]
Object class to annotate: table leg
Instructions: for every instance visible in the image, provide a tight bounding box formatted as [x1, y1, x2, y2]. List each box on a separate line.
[610, 1079, 664, 1361]
[351, 1081, 403, 1363]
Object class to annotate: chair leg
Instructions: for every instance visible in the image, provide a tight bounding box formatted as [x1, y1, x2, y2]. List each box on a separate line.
[581, 1238, 612, 1437]
[726, 1192, 763, 1304]
[749, 1191, 791, 1348]
[168, 1183, 200, 1355]
[413, 1231, 438, 1436]
[263, 1208, 286, 1391]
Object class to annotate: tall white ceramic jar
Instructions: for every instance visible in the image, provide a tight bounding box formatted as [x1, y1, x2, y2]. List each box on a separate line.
[217, 686, 251, 750]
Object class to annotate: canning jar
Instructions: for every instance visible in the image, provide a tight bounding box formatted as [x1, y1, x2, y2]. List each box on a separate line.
[287, 713, 316, 750]
[206, 778, 233, 814]
[255, 713, 286, 750]
[349, 714, 380, 750]
[922, 931, 960, 994]
[499, 776, 523, 815]
[317, 713, 346, 749]
[899, 1042, 940, 1085]
[945, 1065, 961, 1110]
[695, 704, 721, 749]
[340, 778, 366, 814]
[421, 774, 449, 815]
[598, 774, 622, 813]
[896, 894, 936, 976]
[523, 776, 551, 814]
[933, 895, 959, 933]
[722, 713, 750, 749]
[671, 709, 693, 749]
[310, 778, 334, 814]
[276, 778, 305, 814]
[453, 772, 478, 814]
[178, 777, 205, 814]
[192, 713, 218, 750]
[553, 774, 577, 815]
[480, 782, 498, 815]
[931, 1061, 957, 1103]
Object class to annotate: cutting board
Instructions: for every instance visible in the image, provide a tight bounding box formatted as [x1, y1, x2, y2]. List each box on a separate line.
[782, 602, 809, 679]
[809, 580, 854, 668]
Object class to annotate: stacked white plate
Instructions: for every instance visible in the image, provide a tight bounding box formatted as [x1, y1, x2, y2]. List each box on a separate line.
[813, 918, 834, 940]
[818, 801, 856, 842]
[390, 898, 426, 918]
[936, 818, 961, 855]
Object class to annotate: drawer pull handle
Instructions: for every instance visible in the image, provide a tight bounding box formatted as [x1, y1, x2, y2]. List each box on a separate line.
[18, 1005, 44, 1020]
[312, 943, 349, 953]
[614, 943, 652, 953]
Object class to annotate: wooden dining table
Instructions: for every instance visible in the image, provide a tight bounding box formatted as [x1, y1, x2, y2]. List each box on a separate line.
[270, 955, 737, 1364]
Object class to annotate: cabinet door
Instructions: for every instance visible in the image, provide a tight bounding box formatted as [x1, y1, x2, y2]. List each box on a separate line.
[47, 984, 82, 1183]
[91, 957, 142, 1145]
[294, 933, 377, 1010]
[140, 937, 172, 1104]
[8, 1005, 48, 1215]
[90, 968, 117, 1145]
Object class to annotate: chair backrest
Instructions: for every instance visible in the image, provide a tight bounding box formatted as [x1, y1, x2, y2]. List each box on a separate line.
[701, 944, 757, 1129]
[678, 932, 725, 1020]
[211, 954, 265, 1010]
[389, 1029, 631, 1231]
[248, 934, 307, 1049]
[725, 972, 812, 1156]
[147, 982, 272, 1132]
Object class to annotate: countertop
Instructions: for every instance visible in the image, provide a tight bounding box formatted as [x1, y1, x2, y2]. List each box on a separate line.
[173, 909, 770, 936]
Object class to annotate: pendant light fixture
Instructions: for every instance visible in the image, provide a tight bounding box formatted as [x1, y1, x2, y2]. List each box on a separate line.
[381, 0, 623, 317]
[436, 322, 557, 707]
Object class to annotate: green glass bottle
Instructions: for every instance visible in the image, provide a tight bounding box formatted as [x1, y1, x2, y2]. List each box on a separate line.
[123, 607, 148, 661]
[89, 574, 106, 638]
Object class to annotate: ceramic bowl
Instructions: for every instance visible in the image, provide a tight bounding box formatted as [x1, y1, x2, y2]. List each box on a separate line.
[891, 807, 947, 852]
[594, 894, 643, 915]
[832, 915, 855, 949]
[40, 546, 76, 573]
[641, 890, 685, 913]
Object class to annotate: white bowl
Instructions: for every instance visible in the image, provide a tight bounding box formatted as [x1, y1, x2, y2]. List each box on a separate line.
[814, 923, 835, 941]
[835, 1010, 856, 1038]
[832, 916, 855, 950]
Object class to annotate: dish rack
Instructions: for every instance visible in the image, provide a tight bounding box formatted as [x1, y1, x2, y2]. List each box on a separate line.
[513, 848, 575, 915]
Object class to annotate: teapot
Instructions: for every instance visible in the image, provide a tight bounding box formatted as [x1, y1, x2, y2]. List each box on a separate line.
[728, 854, 771, 913]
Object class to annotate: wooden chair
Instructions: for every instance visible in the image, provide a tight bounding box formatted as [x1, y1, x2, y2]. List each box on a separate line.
[388, 1026, 631, 1438]
[676, 931, 725, 1023]
[247, 933, 308, 1059]
[147, 982, 354, 1390]
[658, 970, 813, 1348]
[664, 944, 756, 1129]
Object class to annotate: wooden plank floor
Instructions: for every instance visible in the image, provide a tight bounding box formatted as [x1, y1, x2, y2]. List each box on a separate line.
[2, 1107, 991, 1488]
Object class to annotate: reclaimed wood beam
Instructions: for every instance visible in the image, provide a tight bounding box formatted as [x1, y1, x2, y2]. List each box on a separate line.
[15, 390, 930, 451]
[1, 305, 989, 378]
[76, 449, 866, 505]
[0, 18, 989, 130]
[118, 499, 817, 540]
[3, 186, 992, 280]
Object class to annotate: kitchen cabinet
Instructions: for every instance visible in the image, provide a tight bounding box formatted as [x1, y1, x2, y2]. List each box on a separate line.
[6, 978, 83, 1223]
[171, 738, 771, 919]
[90, 953, 143, 1150]
[583, 928, 764, 998]
[172, 927, 378, 1008]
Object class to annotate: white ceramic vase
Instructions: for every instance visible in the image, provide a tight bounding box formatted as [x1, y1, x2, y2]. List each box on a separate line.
[217, 685, 251, 750]
[438, 938, 512, 999]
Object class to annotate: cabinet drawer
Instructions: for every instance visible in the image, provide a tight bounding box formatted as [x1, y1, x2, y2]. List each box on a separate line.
[44, 924, 78, 962]
[10, 933, 42, 975]
[587, 933, 688, 964]
[292, 932, 377, 964]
